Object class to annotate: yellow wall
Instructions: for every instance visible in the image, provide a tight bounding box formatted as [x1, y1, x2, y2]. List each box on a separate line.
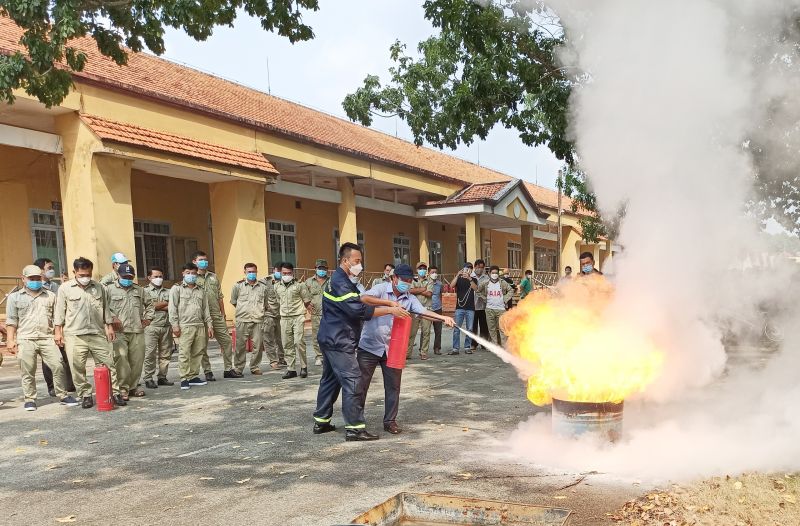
[264, 193, 339, 268]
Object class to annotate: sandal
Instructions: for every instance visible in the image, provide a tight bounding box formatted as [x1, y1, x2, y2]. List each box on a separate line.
[131, 389, 146, 397]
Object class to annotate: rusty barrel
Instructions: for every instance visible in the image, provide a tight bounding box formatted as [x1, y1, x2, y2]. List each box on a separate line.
[551, 398, 623, 442]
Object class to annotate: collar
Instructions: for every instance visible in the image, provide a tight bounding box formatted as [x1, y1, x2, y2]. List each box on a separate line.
[19, 287, 45, 297]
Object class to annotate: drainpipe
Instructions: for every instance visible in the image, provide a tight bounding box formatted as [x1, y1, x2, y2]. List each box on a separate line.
[556, 169, 563, 277]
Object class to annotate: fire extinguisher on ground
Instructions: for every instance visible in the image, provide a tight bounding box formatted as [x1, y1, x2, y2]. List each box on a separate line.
[231, 328, 253, 352]
[94, 364, 114, 411]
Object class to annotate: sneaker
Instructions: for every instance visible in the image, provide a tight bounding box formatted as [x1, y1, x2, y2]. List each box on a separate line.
[157, 378, 174, 386]
[223, 369, 244, 379]
[447, 350, 460, 355]
[82, 396, 94, 409]
[144, 379, 158, 389]
[113, 394, 127, 406]
[60, 396, 80, 407]
[465, 349, 474, 354]
[188, 377, 208, 387]
[24, 401, 37, 411]
[282, 370, 298, 379]
[180, 380, 190, 390]
[205, 371, 216, 382]
[314, 357, 322, 366]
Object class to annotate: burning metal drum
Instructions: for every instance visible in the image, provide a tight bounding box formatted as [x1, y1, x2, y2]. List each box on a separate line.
[551, 398, 623, 442]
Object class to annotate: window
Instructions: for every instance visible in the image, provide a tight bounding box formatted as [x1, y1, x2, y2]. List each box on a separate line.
[30, 210, 66, 274]
[535, 246, 558, 272]
[483, 240, 492, 266]
[333, 229, 365, 265]
[507, 242, 521, 270]
[392, 235, 411, 266]
[134, 220, 173, 279]
[429, 240, 442, 271]
[457, 230, 466, 267]
[269, 221, 297, 267]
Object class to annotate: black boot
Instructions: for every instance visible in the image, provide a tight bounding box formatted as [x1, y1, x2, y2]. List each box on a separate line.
[313, 422, 336, 434]
[113, 394, 127, 407]
[299, 368, 308, 378]
[282, 370, 298, 379]
[345, 429, 379, 441]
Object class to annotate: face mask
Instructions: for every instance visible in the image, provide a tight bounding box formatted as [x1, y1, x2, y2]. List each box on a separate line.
[196, 260, 209, 270]
[45, 269, 56, 279]
[430, 273, 438, 281]
[474, 268, 484, 276]
[417, 269, 427, 277]
[119, 278, 134, 287]
[349, 263, 363, 277]
[273, 271, 281, 280]
[246, 272, 257, 281]
[396, 281, 411, 293]
[281, 274, 293, 284]
[77, 276, 91, 286]
[490, 273, 499, 281]
[316, 269, 328, 278]
[184, 274, 197, 285]
[26, 280, 43, 291]
[582, 264, 594, 274]
[384, 272, 392, 279]
[150, 277, 164, 287]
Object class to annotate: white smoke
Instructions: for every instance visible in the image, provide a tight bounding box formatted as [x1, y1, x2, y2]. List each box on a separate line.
[503, 0, 800, 480]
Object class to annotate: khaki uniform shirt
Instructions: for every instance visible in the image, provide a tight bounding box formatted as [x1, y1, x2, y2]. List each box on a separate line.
[196, 271, 223, 317]
[275, 279, 310, 317]
[411, 277, 433, 309]
[144, 284, 171, 328]
[43, 280, 59, 294]
[106, 282, 151, 334]
[259, 278, 280, 318]
[6, 289, 56, 339]
[304, 276, 329, 317]
[168, 283, 211, 328]
[230, 280, 270, 323]
[100, 271, 118, 286]
[55, 279, 112, 336]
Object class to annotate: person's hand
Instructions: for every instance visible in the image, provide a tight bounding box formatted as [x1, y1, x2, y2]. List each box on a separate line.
[54, 328, 64, 347]
[105, 325, 116, 343]
[207, 327, 215, 339]
[141, 319, 151, 328]
[6, 340, 17, 355]
[390, 307, 410, 318]
[387, 300, 401, 308]
[112, 317, 123, 332]
[442, 316, 456, 328]
[172, 326, 181, 338]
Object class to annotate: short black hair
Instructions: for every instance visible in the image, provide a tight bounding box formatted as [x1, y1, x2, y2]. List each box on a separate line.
[183, 262, 198, 272]
[339, 242, 362, 261]
[579, 252, 594, 262]
[273, 263, 282, 271]
[73, 257, 93, 271]
[34, 258, 53, 269]
[384, 263, 395, 270]
[489, 265, 500, 272]
[474, 259, 485, 267]
[191, 251, 208, 260]
[429, 265, 438, 272]
[148, 267, 164, 276]
[280, 261, 294, 271]
[565, 265, 573, 271]
[525, 269, 533, 275]
[244, 262, 257, 270]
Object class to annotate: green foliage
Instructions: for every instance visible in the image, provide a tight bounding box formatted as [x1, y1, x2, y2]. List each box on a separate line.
[0, 0, 319, 106]
[558, 165, 625, 243]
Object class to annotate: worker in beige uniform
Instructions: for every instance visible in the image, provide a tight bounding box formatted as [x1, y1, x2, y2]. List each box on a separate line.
[275, 261, 311, 379]
[100, 252, 129, 286]
[192, 251, 229, 382]
[142, 267, 174, 389]
[406, 262, 434, 360]
[304, 258, 329, 367]
[477, 265, 513, 345]
[230, 263, 271, 377]
[169, 262, 213, 390]
[261, 269, 285, 369]
[5, 265, 80, 411]
[54, 257, 126, 408]
[106, 263, 152, 400]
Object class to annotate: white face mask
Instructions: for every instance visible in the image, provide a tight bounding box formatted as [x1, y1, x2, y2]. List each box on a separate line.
[281, 274, 294, 284]
[77, 276, 91, 286]
[45, 269, 56, 279]
[430, 273, 438, 280]
[349, 263, 363, 277]
[150, 277, 164, 287]
[490, 273, 499, 281]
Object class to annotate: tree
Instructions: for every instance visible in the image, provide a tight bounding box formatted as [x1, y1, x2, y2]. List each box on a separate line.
[0, 0, 319, 107]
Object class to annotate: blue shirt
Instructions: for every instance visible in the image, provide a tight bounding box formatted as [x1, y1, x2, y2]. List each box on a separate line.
[429, 279, 443, 311]
[358, 282, 426, 357]
[317, 267, 375, 353]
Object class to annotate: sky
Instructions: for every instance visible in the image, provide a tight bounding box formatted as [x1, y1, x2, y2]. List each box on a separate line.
[160, 0, 563, 189]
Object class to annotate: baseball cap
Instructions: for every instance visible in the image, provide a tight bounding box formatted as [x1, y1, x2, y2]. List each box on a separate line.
[22, 264, 43, 278]
[118, 263, 136, 277]
[111, 253, 129, 264]
[416, 261, 428, 269]
[315, 259, 329, 268]
[394, 264, 414, 280]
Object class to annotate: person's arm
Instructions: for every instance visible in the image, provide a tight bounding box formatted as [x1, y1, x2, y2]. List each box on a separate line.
[202, 294, 214, 339]
[142, 289, 153, 327]
[470, 278, 478, 291]
[476, 280, 487, 299]
[373, 306, 410, 318]
[449, 274, 461, 288]
[229, 283, 239, 307]
[54, 287, 66, 346]
[501, 281, 513, 304]
[5, 296, 18, 354]
[359, 284, 400, 308]
[301, 283, 311, 309]
[422, 309, 455, 327]
[168, 287, 181, 337]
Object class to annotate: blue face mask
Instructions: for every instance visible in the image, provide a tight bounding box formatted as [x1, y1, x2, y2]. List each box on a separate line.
[196, 260, 209, 270]
[246, 272, 257, 281]
[582, 264, 594, 274]
[316, 269, 328, 278]
[119, 278, 133, 287]
[184, 274, 198, 285]
[26, 280, 43, 291]
[396, 280, 411, 293]
[417, 269, 427, 277]
[273, 271, 281, 280]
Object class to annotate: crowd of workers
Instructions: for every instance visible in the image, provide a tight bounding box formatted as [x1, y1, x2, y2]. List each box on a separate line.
[1, 242, 601, 440]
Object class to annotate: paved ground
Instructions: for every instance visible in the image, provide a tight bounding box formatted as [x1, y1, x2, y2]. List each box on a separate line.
[0, 328, 644, 525]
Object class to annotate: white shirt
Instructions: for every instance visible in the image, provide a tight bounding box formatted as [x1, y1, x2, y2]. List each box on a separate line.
[486, 280, 506, 311]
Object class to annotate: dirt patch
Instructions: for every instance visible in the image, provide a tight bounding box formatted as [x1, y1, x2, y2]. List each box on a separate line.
[608, 473, 799, 525]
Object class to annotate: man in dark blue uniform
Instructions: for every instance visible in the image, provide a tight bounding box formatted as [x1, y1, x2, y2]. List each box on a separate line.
[313, 242, 408, 441]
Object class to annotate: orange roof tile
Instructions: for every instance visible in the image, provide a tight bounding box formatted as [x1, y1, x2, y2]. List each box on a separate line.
[82, 114, 278, 175]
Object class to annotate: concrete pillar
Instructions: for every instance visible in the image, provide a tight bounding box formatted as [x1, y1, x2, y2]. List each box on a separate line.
[337, 177, 358, 245]
[592, 243, 601, 268]
[418, 219, 429, 264]
[56, 114, 135, 279]
[521, 224, 534, 272]
[559, 225, 581, 276]
[465, 214, 481, 263]
[209, 180, 269, 320]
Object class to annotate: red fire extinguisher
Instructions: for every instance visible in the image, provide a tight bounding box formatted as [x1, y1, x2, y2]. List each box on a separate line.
[231, 328, 253, 352]
[386, 315, 412, 369]
[94, 364, 114, 411]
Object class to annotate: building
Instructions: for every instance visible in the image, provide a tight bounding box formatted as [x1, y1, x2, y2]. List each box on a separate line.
[0, 17, 614, 318]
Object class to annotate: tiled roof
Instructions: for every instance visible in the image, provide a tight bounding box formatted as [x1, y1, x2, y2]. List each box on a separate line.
[82, 114, 278, 175]
[426, 182, 510, 205]
[0, 17, 566, 203]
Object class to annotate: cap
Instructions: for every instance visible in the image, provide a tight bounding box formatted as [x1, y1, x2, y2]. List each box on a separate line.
[118, 263, 136, 277]
[315, 259, 329, 268]
[111, 253, 129, 264]
[22, 264, 43, 278]
[416, 261, 428, 269]
[394, 264, 414, 279]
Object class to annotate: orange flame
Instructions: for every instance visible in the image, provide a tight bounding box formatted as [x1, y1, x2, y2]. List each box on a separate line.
[501, 275, 664, 406]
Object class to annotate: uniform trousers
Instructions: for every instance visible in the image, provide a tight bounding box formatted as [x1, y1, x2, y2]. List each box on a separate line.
[313, 346, 366, 429]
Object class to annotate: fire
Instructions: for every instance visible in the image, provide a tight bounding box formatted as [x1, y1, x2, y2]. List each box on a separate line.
[501, 275, 664, 406]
